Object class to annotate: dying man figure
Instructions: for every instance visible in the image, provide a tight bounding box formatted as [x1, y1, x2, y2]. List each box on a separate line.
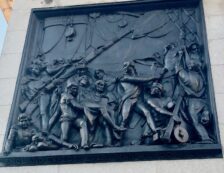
[83, 80, 125, 147]
[3, 113, 37, 155]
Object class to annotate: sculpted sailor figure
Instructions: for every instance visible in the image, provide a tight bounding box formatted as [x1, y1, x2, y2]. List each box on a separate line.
[188, 43, 202, 66]
[83, 80, 125, 136]
[144, 82, 174, 118]
[94, 69, 119, 116]
[24, 133, 79, 152]
[59, 80, 89, 149]
[162, 43, 182, 97]
[142, 82, 176, 140]
[118, 61, 162, 140]
[78, 74, 93, 102]
[3, 113, 38, 155]
[21, 57, 67, 133]
[176, 45, 213, 143]
[83, 80, 121, 147]
[94, 69, 117, 92]
[4, 112, 79, 154]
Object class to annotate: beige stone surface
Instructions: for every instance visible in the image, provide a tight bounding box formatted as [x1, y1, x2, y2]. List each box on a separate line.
[208, 39, 224, 65]
[156, 159, 224, 173]
[0, 165, 58, 173]
[0, 0, 223, 172]
[0, 53, 21, 78]
[215, 93, 224, 125]
[219, 124, 224, 148]
[8, 9, 30, 32]
[13, 0, 130, 10]
[58, 161, 157, 173]
[206, 15, 224, 40]
[0, 78, 16, 106]
[1, 31, 26, 55]
[58, 0, 130, 6]
[13, 0, 53, 10]
[0, 105, 11, 135]
[211, 65, 224, 94]
[203, 0, 224, 16]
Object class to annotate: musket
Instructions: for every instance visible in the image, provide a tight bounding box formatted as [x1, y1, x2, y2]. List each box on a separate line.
[19, 66, 69, 112]
[19, 29, 133, 112]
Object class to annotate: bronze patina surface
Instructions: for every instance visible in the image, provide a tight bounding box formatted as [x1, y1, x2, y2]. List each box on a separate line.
[0, 0, 222, 166]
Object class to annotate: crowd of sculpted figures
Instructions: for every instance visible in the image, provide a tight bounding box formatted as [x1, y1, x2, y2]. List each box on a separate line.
[3, 41, 215, 154]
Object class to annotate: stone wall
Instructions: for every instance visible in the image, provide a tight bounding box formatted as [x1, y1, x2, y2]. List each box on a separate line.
[0, 0, 223, 172]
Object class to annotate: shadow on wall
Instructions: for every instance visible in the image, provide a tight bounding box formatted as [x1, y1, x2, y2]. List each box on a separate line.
[44, 0, 53, 4]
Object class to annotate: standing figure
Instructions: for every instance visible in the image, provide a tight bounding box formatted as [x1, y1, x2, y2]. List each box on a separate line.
[118, 61, 162, 140]
[59, 80, 89, 149]
[143, 82, 175, 139]
[78, 74, 93, 102]
[21, 57, 66, 133]
[84, 80, 114, 146]
[144, 82, 174, 117]
[176, 46, 213, 143]
[163, 43, 182, 98]
[188, 43, 202, 66]
[94, 69, 119, 116]
[83, 80, 125, 146]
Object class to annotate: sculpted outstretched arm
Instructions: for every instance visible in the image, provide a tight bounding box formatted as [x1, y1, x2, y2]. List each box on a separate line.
[121, 75, 160, 83]
[70, 99, 84, 110]
[146, 99, 173, 117]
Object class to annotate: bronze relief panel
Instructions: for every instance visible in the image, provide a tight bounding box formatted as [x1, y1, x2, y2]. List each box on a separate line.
[0, 0, 222, 166]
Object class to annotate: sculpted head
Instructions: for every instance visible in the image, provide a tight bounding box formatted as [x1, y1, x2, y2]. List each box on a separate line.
[53, 58, 65, 65]
[32, 134, 45, 144]
[29, 59, 45, 76]
[165, 42, 176, 51]
[95, 80, 106, 93]
[186, 58, 201, 71]
[79, 75, 90, 87]
[150, 82, 163, 97]
[200, 110, 210, 125]
[18, 113, 31, 129]
[94, 69, 105, 80]
[122, 61, 137, 76]
[66, 80, 78, 96]
[30, 64, 41, 76]
[189, 43, 200, 54]
[78, 68, 88, 76]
